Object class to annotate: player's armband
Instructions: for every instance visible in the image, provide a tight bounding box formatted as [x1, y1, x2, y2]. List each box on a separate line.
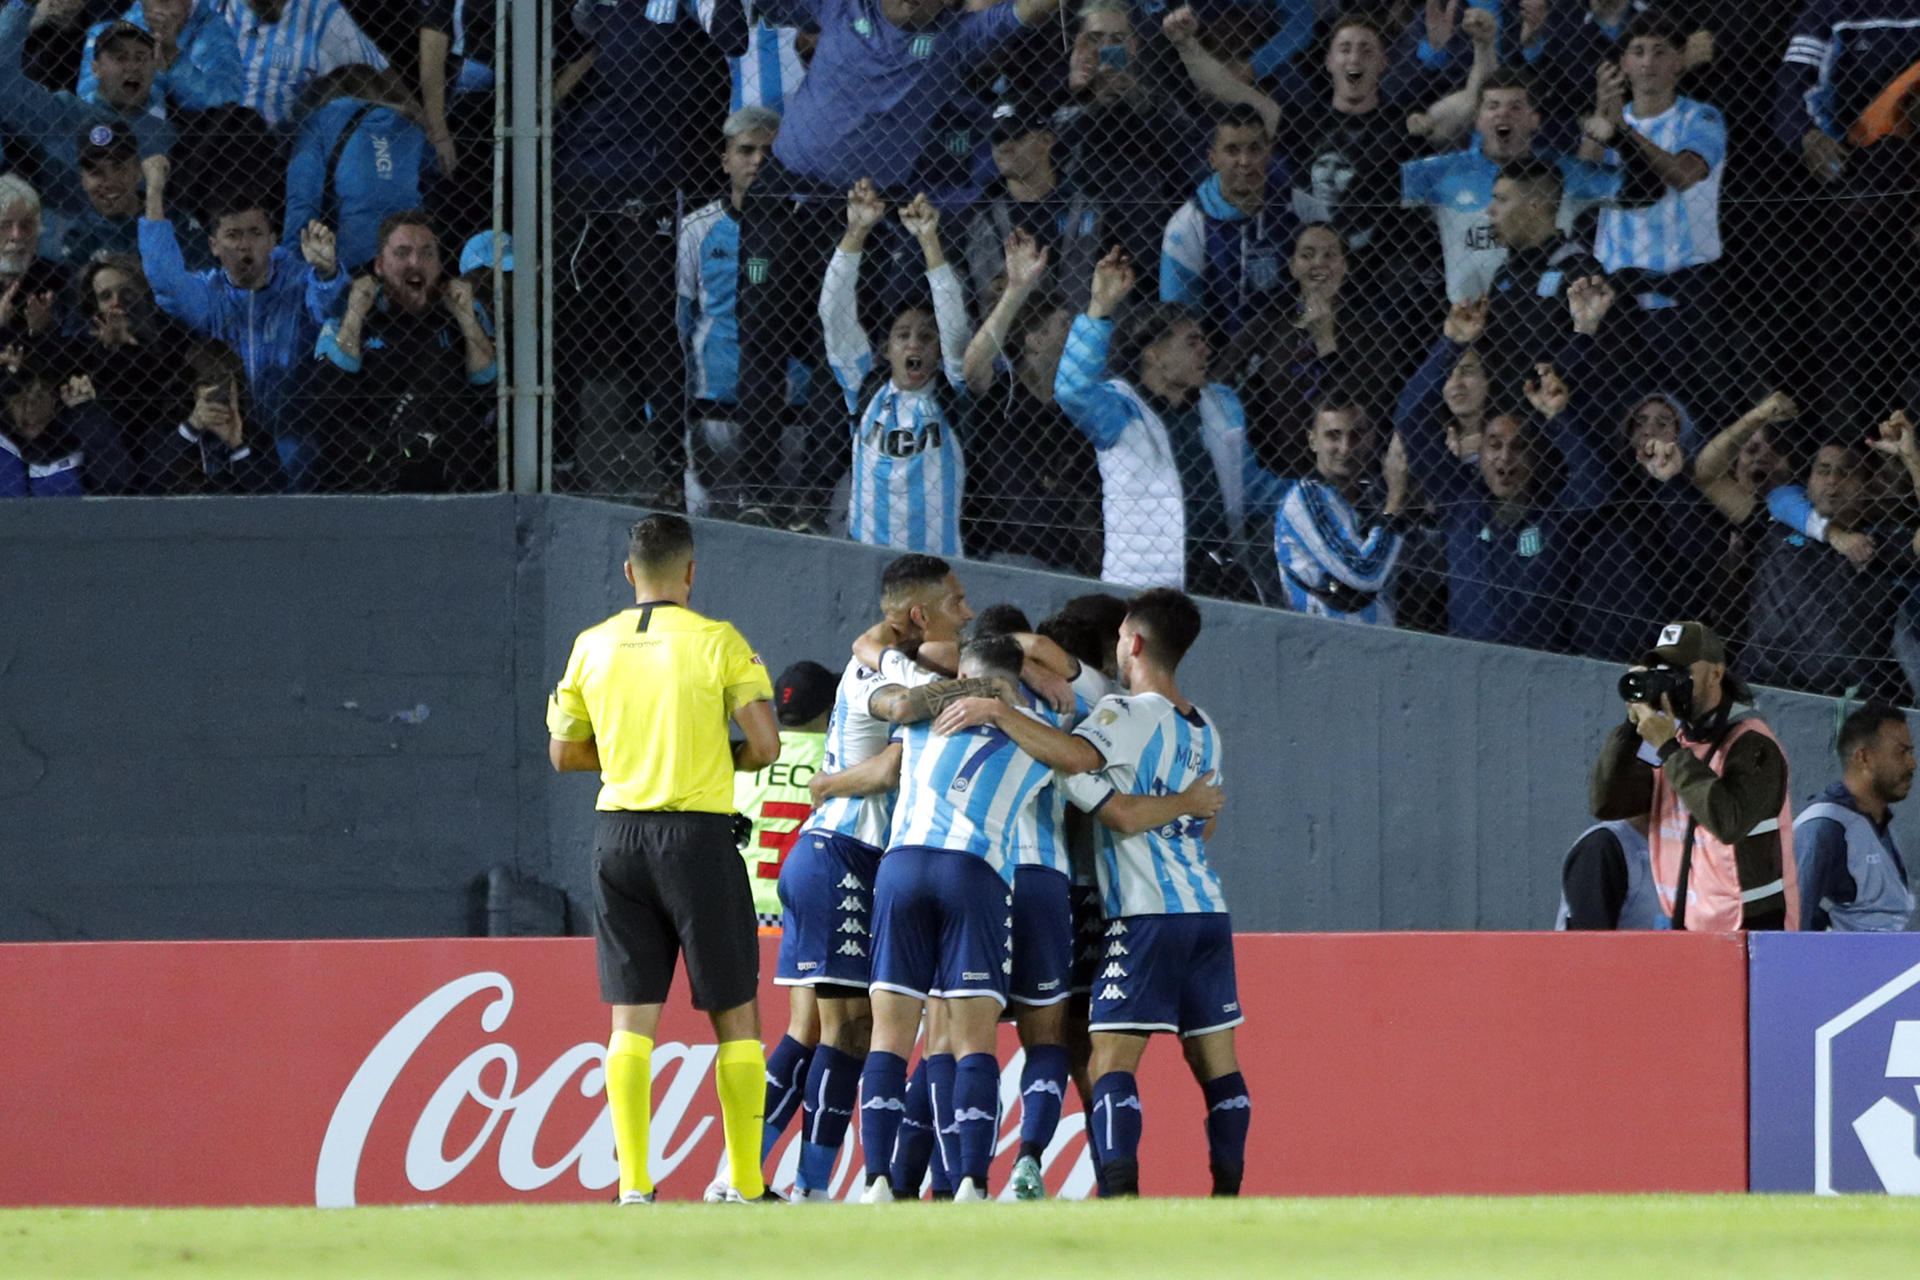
[892, 677, 1004, 723]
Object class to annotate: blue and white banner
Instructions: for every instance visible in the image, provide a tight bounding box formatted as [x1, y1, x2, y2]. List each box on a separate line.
[1751, 933, 1920, 1194]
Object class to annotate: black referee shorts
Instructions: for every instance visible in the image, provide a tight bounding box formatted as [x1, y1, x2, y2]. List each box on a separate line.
[591, 811, 760, 1011]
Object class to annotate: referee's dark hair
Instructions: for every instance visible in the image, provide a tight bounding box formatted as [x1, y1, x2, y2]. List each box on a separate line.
[1837, 701, 1907, 764]
[629, 514, 695, 570]
[1125, 588, 1202, 668]
[959, 632, 1025, 685]
[879, 553, 951, 609]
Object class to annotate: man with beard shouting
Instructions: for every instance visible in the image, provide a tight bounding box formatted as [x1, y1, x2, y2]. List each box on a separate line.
[307, 209, 498, 494]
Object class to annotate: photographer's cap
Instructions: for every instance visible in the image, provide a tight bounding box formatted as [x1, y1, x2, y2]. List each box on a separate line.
[774, 660, 837, 727]
[1645, 620, 1725, 668]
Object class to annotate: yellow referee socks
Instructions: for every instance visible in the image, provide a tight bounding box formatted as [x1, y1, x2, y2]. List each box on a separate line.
[715, 1039, 767, 1199]
[606, 1030, 654, 1198]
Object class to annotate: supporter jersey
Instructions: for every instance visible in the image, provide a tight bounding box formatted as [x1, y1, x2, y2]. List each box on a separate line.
[1274, 475, 1400, 625]
[1596, 97, 1725, 274]
[888, 704, 1063, 881]
[676, 199, 742, 403]
[1400, 142, 1622, 301]
[1064, 692, 1227, 917]
[729, 18, 808, 112]
[214, 0, 387, 128]
[802, 650, 943, 848]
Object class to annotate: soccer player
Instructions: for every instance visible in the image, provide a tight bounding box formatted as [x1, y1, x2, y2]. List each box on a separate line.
[772, 554, 986, 1199]
[823, 181, 970, 555]
[862, 634, 1221, 1201]
[933, 589, 1246, 1196]
[546, 515, 779, 1205]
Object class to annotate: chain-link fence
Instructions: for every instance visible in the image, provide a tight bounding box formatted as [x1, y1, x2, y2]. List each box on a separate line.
[14, 1, 1920, 708]
[0, 0, 508, 498]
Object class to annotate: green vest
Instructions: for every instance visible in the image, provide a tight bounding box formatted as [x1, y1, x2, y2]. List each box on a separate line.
[732, 728, 826, 918]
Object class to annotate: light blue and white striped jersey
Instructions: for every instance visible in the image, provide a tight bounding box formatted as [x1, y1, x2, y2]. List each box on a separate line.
[1064, 663, 1121, 888]
[215, 0, 387, 128]
[821, 249, 969, 556]
[1595, 97, 1725, 275]
[1007, 688, 1089, 875]
[729, 19, 807, 113]
[1275, 476, 1401, 625]
[889, 706, 1062, 882]
[1400, 142, 1622, 302]
[1063, 693, 1227, 918]
[803, 650, 944, 849]
[675, 199, 742, 403]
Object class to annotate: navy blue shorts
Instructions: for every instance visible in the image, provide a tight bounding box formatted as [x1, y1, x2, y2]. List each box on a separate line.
[870, 845, 1013, 1007]
[1068, 882, 1106, 996]
[1089, 913, 1242, 1038]
[1010, 865, 1074, 1007]
[774, 829, 882, 989]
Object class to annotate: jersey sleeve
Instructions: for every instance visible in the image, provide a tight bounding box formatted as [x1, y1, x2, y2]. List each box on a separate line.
[546, 636, 594, 740]
[719, 624, 776, 713]
[878, 648, 945, 689]
[1061, 768, 1115, 814]
[1675, 103, 1726, 168]
[1070, 694, 1155, 771]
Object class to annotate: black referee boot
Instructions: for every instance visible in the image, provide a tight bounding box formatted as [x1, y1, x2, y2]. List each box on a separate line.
[1100, 1156, 1140, 1197]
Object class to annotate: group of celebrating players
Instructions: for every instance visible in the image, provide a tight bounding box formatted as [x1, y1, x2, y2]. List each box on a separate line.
[747, 554, 1250, 1202]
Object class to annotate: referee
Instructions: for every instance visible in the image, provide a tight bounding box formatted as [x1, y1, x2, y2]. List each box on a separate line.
[547, 515, 781, 1205]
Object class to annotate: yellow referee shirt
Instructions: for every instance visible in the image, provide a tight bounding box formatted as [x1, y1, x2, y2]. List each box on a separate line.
[547, 601, 774, 813]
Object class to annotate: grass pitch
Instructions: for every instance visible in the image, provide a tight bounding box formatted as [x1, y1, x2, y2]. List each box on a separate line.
[4, 1196, 1917, 1279]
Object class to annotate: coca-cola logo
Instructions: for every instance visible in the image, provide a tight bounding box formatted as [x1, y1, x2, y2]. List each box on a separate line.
[315, 971, 1092, 1206]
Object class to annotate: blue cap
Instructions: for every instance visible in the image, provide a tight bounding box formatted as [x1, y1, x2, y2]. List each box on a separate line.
[459, 231, 513, 275]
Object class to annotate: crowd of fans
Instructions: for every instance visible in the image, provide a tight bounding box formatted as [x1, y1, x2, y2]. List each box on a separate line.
[9, 1, 1920, 708]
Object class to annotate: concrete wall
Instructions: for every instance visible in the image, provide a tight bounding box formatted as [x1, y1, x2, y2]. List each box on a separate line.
[2, 495, 1902, 939]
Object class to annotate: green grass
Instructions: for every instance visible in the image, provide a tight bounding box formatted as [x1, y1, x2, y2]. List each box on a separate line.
[4, 1197, 1919, 1279]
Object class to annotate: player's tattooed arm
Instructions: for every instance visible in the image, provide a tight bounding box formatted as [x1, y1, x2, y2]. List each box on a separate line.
[876, 677, 1010, 724]
[808, 743, 902, 805]
[934, 697, 1103, 773]
[1096, 771, 1223, 836]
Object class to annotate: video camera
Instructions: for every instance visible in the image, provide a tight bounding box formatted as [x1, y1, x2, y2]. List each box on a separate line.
[1617, 665, 1693, 721]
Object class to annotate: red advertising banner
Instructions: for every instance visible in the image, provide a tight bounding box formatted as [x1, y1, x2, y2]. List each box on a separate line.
[0, 932, 1748, 1205]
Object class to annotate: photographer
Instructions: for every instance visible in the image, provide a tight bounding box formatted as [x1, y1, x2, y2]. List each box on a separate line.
[1590, 621, 1800, 932]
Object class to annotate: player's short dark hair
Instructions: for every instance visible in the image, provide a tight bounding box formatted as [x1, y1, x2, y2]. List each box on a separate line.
[1497, 158, 1562, 200]
[375, 208, 435, 257]
[1212, 102, 1270, 143]
[879, 554, 951, 609]
[960, 633, 1025, 684]
[1060, 592, 1128, 642]
[1622, 12, 1687, 50]
[973, 603, 1032, 638]
[1838, 702, 1908, 763]
[1124, 588, 1202, 668]
[628, 514, 694, 570]
[1480, 67, 1537, 99]
[1038, 611, 1107, 673]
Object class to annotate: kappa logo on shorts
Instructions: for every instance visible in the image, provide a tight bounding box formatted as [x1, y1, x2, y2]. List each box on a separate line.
[1037, 979, 1060, 991]
[838, 896, 863, 910]
[1106, 942, 1128, 957]
[1223, 1002, 1239, 1013]
[837, 941, 867, 957]
[837, 874, 867, 891]
[1099, 963, 1127, 980]
[795, 961, 818, 971]
[1002, 959, 1012, 974]
[963, 971, 990, 982]
[1098, 984, 1126, 1001]
[1105, 921, 1128, 937]
[837, 920, 868, 935]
